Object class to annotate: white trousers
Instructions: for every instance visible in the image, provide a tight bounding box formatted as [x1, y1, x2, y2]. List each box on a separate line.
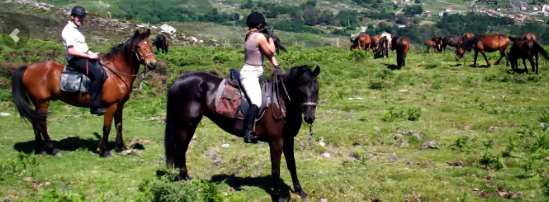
[240, 64, 263, 108]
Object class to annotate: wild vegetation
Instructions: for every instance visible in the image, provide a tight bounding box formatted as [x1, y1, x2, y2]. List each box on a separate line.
[2, 32, 549, 201]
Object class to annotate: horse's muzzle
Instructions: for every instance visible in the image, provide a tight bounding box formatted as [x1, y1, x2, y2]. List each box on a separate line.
[146, 61, 157, 70]
[304, 115, 315, 124]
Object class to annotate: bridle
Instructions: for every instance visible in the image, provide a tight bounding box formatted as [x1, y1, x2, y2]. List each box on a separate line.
[271, 73, 318, 142]
[103, 39, 155, 78]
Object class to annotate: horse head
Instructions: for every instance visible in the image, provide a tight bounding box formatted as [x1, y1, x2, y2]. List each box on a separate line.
[133, 29, 157, 70]
[282, 65, 320, 124]
[349, 34, 359, 51]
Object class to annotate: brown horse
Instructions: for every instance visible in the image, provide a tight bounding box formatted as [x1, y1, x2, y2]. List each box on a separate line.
[392, 36, 410, 68]
[153, 33, 169, 54]
[463, 32, 475, 38]
[455, 34, 510, 67]
[375, 36, 390, 58]
[370, 35, 380, 53]
[164, 65, 320, 202]
[509, 39, 549, 74]
[521, 33, 537, 41]
[350, 33, 372, 52]
[425, 40, 439, 53]
[11, 29, 157, 157]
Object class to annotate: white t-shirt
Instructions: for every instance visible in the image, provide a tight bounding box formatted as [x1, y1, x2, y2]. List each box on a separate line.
[61, 21, 89, 61]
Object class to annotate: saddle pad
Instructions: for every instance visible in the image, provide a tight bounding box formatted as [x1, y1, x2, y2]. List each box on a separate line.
[60, 65, 92, 93]
[215, 79, 241, 118]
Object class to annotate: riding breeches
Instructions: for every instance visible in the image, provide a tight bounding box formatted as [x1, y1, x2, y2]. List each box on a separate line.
[240, 64, 263, 108]
[68, 57, 106, 107]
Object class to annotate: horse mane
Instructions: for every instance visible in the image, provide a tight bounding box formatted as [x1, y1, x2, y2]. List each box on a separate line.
[105, 31, 148, 62]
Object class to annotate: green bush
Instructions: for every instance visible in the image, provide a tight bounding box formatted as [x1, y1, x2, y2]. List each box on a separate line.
[137, 176, 225, 202]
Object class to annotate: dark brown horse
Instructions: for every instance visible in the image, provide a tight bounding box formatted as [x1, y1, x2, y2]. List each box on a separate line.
[11, 29, 157, 157]
[441, 35, 466, 51]
[375, 36, 390, 58]
[425, 40, 439, 53]
[509, 39, 549, 74]
[350, 33, 372, 52]
[164, 65, 320, 202]
[153, 33, 169, 54]
[392, 36, 410, 68]
[455, 34, 510, 67]
[521, 33, 537, 41]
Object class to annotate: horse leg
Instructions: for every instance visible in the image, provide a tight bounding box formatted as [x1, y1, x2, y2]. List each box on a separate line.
[174, 116, 202, 181]
[523, 59, 528, 74]
[98, 105, 117, 158]
[494, 49, 505, 65]
[472, 51, 479, 67]
[283, 138, 308, 200]
[480, 51, 490, 67]
[35, 102, 59, 156]
[529, 57, 536, 74]
[114, 105, 127, 152]
[534, 53, 539, 74]
[32, 122, 45, 154]
[269, 139, 284, 202]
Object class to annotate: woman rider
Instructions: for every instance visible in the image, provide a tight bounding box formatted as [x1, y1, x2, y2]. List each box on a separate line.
[241, 12, 282, 144]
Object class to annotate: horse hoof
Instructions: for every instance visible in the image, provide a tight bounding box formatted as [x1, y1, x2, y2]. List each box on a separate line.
[100, 151, 112, 158]
[115, 145, 127, 152]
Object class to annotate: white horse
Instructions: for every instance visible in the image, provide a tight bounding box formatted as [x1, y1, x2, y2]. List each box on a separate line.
[380, 31, 392, 49]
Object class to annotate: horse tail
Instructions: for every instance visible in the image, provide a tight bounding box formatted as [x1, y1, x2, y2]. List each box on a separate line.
[11, 65, 46, 123]
[164, 103, 176, 168]
[534, 41, 549, 63]
[397, 38, 404, 66]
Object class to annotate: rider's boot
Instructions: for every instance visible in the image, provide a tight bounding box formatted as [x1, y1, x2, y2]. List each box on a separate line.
[243, 104, 259, 143]
[90, 70, 107, 116]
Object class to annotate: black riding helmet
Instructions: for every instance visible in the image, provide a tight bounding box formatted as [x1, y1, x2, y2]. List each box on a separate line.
[246, 12, 266, 28]
[71, 6, 87, 17]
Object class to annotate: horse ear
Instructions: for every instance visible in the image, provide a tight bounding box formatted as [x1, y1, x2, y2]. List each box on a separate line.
[297, 66, 304, 76]
[313, 65, 320, 77]
[144, 29, 151, 38]
[134, 29, 140, 37]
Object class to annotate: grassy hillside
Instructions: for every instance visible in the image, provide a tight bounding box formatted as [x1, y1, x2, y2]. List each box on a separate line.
[2, 34, 549, 201]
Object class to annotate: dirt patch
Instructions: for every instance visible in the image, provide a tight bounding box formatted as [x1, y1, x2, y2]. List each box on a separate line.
[0, 77, 9, 88]
[1, 62, 24, 77]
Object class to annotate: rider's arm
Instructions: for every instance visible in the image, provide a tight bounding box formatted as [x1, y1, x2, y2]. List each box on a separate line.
[257, 34, 276, 57]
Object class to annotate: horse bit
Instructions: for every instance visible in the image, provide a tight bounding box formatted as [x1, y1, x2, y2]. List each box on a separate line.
[301, 101, 317, 142]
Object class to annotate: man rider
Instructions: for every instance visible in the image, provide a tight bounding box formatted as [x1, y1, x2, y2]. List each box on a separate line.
[62, 6, 107, 116]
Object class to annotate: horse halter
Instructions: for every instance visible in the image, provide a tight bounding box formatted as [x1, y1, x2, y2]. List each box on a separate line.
[134, 46, 154, 65]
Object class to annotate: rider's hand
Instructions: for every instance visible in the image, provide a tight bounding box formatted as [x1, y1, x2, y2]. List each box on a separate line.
[274, 65, 284, 75]
[88, 52, 99, 59]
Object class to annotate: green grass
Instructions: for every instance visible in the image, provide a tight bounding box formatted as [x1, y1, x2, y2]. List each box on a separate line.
[2, 39, 549, 201]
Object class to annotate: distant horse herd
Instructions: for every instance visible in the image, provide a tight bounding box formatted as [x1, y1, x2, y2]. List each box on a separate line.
[350, 31, 549, 74]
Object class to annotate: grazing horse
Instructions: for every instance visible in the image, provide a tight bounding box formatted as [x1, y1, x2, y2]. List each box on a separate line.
[164, 65, 320, 202]
[375, 36, 390, 58]
[370, 35, 380, 53]
[425, 40, 439, 53]
[350, 33, 372, 52]
[11, 29, 157, 157]
[380, 31, 392, 49]
[455, 34, 511, 67]
[392, 36, 410, 68]
[153, 34, 169, 54]
[509, 39, 549, 74]
[521, 33, 537, 41]
[441, 35, 466, 51]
